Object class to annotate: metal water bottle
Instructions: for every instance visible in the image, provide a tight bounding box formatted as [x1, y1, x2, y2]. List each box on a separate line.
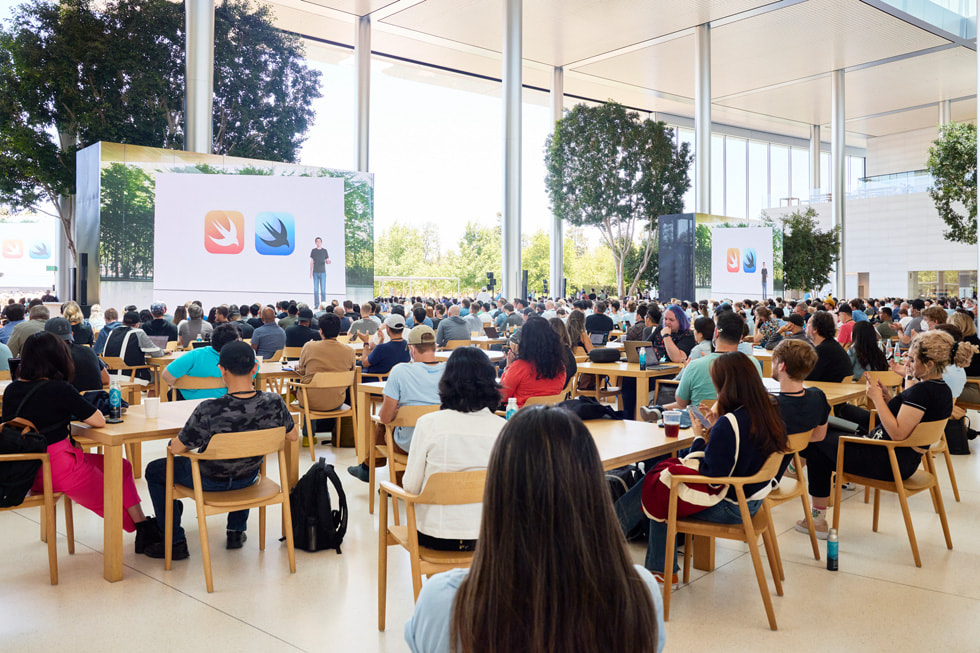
[827, 528, 839, 571]
[109, 379, 122, 420]
[638, 345, 647, 371]
[505, 398, 518, 420]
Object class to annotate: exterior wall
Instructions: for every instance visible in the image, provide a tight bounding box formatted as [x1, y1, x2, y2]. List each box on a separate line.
[865, 126, 939, 176]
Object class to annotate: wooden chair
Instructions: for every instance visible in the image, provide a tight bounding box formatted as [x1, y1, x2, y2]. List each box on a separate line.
[163, 427, 295, 592]
[165, 375, 227, 402]
[377, 470, 486, 630]
[0, 453, 75, 584]
[664, 450, 785, 630]
[929, 405, 962, 502]
[442, 339, 471, 350]
[832, 419, 951, 567]
[266, 349, 283, 362]
[524, 392, 567, 407]
[653, 378, 680, 405]
[0, 370, 11, 381]
[368, 405, 440, 515]
[99, 355, 152, 384]
[165, 340, 179, 352]
[574, 373, 622, 406]
[763, 430, 818, 578]
[282, 346, 304, 361]
[286, 371, 357, 461]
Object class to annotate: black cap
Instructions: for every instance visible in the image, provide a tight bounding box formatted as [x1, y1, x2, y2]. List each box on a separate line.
[123, 311, 141, 325]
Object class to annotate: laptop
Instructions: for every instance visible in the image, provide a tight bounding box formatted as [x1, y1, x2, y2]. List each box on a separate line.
[589, 331, 610, 346]
[624, 340, 654, 364]
[483, 325, 499, 338]
[148, 335, 169, 350]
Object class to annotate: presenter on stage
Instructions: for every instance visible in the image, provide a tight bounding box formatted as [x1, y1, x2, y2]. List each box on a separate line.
[761, 261, 768, 300]
[310, 237, 331, 308]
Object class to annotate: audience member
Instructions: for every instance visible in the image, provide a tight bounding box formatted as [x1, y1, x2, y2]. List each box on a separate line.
[500, 316, 567, 407]
[0, 302, 26, 344]
[44, 317, 108, 391]
[294, 312, 356, 415]
[162, 323, 240, 400]
[177, 303, 214, 347]
[847, 320, 889, 381]
[805, 311, 853, 382]
[93, 307, 121, 354]
[8, 304, 49, 357]
[104, 310, 165, 379]
[434, 305, 470, 347]
[144, 302, 179, 342]
[360, 314, 411, 379]
[61, 301, 94, 346]
[285, 308, 321, 348]
[250, 307, 285, 359]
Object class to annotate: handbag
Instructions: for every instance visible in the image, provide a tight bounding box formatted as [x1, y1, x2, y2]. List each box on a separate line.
[640, 413, 740, 523]
[0, 382, 49, 507]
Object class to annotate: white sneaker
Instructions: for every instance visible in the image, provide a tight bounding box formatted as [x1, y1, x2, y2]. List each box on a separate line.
[794, 518, 829, 540]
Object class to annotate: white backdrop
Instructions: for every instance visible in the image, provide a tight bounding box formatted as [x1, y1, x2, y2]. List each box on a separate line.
[0, 220, 58, 289]
[710, 227, 774, 300]
[153, 174, 345, 307]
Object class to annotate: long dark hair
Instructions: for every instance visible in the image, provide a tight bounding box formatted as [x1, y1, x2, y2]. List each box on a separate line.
[439, 347, 502, 413]
[450, 407, 658, 653]
[19, 331, 74, 382]
[518, 316, 563, 380]
[708, 352, 787, 457]
[851, 321, 888, 372]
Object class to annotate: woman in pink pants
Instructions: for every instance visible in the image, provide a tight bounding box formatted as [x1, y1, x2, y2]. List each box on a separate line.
[2, 331, 160, 549]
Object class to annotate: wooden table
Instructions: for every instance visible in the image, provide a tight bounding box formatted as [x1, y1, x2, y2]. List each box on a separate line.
[255, 361, 299, 392]
[576, 361, 682, 420]
[146, 352, 184, 398]
[71, 399, 299, 582]
[468, 335, 509, 350]
[805, 380, 867, 406]
[435, 350, 504, 362]
[588, 419, 694, 469]
[752, 348, 772, 377]
[354, 381, 387, 464]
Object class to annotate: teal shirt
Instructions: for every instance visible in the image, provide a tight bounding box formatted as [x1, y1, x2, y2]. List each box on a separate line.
[165, 347, 227, 400]
[676, 351, 763, 406]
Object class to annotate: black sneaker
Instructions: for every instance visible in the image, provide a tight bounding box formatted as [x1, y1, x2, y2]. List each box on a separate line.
[134, 517, 163, 554]
[226, 530, 247, 550]
[347, 463, 370, 483]
[143, 539, 189, 560]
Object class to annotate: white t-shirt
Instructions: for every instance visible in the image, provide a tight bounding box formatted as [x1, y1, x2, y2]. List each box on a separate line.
[401, 408, 505, 539]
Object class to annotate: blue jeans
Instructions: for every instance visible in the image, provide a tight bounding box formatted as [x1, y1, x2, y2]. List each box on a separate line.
[312, 272, 327, 307]
[145, 457, 257, 543]
[615, 478, 761, 573]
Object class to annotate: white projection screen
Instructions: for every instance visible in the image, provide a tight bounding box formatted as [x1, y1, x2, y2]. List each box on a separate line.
[153, 174, 346, 307]
[710, 227, 774, 300]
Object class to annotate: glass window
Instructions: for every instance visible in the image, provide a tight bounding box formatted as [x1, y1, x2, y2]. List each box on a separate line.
[791, 147, 808, 202]
[770, 145, 789, 208]
[726, 137, 747, 219]
[748, 141, 768, 219]
[847, 156, 865, 193]
[711, 134, 725, 215]
[821, 152, 831, 196]
[678, 128, 695, 213]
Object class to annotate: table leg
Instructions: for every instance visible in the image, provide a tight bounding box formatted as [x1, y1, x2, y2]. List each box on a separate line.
[103, 443, 124, 582]
[693, 535, 715, 571]
[356, 389, 370, 465]
[635, 376, 650, 421]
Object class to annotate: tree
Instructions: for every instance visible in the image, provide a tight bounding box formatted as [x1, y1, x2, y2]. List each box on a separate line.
[0, 0, 321, 261]
[545, 101, 691, 297]
[927, 122, 977, 244]
[775, 207, 840, 296]
[624, 241, 658, 292]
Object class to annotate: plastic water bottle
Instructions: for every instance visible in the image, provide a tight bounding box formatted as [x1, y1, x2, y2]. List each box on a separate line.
[638, 345, 647, 371]
[826, 528, 839, 571]
[196, 333, 203, 342]
[505, 398, 518, 420]
[109, 380, 122, 420]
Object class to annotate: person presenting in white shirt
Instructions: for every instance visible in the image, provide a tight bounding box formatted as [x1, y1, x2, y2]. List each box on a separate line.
[402, 347, 506, 551]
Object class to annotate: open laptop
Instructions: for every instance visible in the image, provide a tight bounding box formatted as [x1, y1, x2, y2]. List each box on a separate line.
[589, 331, 610, 347]
[483, 325, 499, 338]
[624, 340, 654, 364]
[147, 335, 169, 350]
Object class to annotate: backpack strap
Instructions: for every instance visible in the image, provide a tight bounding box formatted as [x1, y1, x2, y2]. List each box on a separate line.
[320, 458, 348, 541]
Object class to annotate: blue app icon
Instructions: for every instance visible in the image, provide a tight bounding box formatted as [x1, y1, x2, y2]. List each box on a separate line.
[742, 248, 757, 273]
[29, 241, 51, 259]
[254, 212, 295, 256]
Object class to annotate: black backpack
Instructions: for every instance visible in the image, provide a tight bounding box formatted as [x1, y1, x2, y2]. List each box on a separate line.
[287, 457, 348, 553]
[0, 382, 50, 508]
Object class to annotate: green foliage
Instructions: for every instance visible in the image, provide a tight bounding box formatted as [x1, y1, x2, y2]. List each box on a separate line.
[927, 122, 977, 245]
[99, 163, 154, 279]
[775, 207, 840, 295]
[694, 224, 712, 288]
[624, 241, 658, 290]
[544, 101, 691, 296]
[0, 0, 321, 258]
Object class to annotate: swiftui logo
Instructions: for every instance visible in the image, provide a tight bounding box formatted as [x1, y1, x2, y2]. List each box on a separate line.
[204, 211, 245, 254]
[726, 248, 740, 273]
[254, 212, 295, 256]
[2, 240, 23, 259]
[29, 241, 50, 259]
[742, 248, 757, 273]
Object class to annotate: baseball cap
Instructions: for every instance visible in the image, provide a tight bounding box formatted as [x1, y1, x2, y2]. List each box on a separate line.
[44, 317, 73, 341]
[297, 308, 314, 322]
[786, 313, 805, 328]
[123, 311, 141, 325]
[384, 314, 406, 329]
[406, 325, 436, 345]
[150, 302, 165, 316]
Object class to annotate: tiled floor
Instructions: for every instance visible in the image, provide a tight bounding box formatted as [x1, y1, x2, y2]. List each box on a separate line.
[3, 436, 980, 652]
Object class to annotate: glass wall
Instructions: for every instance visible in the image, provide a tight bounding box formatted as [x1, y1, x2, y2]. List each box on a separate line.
[725, 137, 747, 219]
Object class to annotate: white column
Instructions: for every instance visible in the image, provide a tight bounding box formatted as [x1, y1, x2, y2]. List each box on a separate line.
[549, 66, 563, 298]
[976, 0, 979, 298]
[185, 0, 215, 153]
[809, 124, 821, 199]
[355, 16, 371, 172]
[694, 24, 711, 214]
[501, 0, 522, 299]
[939, 99, 951, 126]
[831, 69, 846, 297]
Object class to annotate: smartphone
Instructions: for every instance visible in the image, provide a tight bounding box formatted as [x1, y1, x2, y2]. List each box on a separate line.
[687, 405, 712, 429]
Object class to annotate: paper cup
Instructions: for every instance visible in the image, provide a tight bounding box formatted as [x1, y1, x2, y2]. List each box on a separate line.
[144, 397, 160, 419]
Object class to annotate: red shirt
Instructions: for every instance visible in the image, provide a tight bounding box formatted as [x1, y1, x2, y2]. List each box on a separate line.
[500, 359, 566, 408]
[837, 320, 854, 346]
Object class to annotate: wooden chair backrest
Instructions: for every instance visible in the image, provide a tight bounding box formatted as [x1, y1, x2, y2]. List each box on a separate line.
[309, 371, 356, 389]
[784, 430, 815, 454]
[866, 370, 903, 388]
[165, 340, 179, 352]
[0, 370, 10, 381]
[903, 418, 948, 449]
[100, 355, 147, 370]
[389, 404, 440, 428]
[444, 340, 471, 350]
[283, 346, 304, 360]
[184, 427, 286, 460]
[266, 349, 283, 362]
[414, 470, 487, 506]
[173, 375, 227, 391]
[524, 393, 566, 407]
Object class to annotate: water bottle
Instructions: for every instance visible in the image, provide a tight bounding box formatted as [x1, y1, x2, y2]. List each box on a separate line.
[196, 333, 203, 343]
[638, 345, 647, 371]
[505, 398, 518, 420]
[109, 379, 122, 420]
[826, 528, 839, 571]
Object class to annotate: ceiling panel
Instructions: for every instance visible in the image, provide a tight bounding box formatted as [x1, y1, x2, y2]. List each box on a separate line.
[951, 97, 977, 123]
[380, 0, 773, 66]
[295, 0, 399, 17]
[573, 35, 696, 100]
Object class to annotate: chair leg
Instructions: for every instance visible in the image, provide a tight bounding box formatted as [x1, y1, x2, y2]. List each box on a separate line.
[682, 534, 693, 583]
[259, 506, 266, 551]
[764, 504, 785, 581]
[44, 496, 58, 585]
[932, 484, 953, 550]
[663, 520, 678, 621]
[198, 508, 215, 592]
[941, 445, 960, 502]
[64, 498, 75, 555]
[894, 484, 921, 568]
[307, 413, 317, 462]
[334, 417, 341, 447]
[746, 530, 778, 630]
[378, 491, 389, 631]
[40, 510, 47, 543]
[863, 485, 870, 504]
[762, 529, 783, 597]
[368, 445, 377, 515]
[872, 489, 881, 532]
[799, 492, 820, 561]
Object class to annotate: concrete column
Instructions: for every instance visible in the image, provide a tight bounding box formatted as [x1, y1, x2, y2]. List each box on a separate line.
[809, 124, 821, 199]
[694, 24, 711, 214]
[549, 66, 563, 299]
[831, 69, 846, 297]
[185, 0, 215, 153]
[501, 0, 522, 299]
[355, 16, 371, 172]
[939, 99, 951, 126]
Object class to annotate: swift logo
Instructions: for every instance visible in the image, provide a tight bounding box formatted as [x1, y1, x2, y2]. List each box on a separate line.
[742, 248, 757, 273]
[29, 241, 50, 259]
[726, 248, 740, 273]
[254, 212, 295, 256]
[204, 211, 244, 254]
[2, 240, 23, 259]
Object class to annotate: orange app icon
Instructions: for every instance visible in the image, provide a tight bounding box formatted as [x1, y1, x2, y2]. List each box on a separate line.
[2, 240, 24, 259]
[204, 211, 245, 254]
[726, 248, 740, 273]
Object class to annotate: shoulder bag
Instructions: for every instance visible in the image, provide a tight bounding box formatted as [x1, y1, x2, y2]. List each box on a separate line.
[0, 381, 49, 507]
